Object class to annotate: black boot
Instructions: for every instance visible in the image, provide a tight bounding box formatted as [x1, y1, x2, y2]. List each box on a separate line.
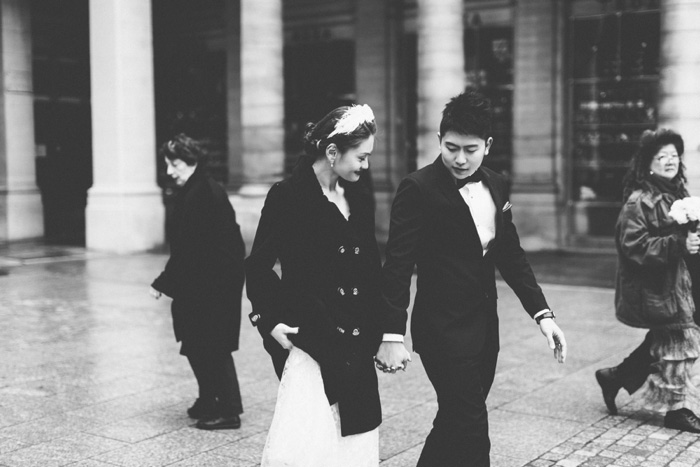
[196, 414, 241, 430]
[595, 367, 622, 415]
[665, 408, 700, 433]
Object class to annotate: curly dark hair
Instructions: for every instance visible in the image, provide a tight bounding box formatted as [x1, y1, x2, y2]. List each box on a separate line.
[439, 87, 492, 139]
[621, 128, 685, 199]
[302, 106, 377, 160]
[159, 133, 204, 166]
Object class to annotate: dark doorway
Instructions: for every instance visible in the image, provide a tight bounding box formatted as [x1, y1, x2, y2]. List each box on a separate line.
[152, 0, 227, 243]
[283, 38, 356, 174]
[31, 0, 92, 246]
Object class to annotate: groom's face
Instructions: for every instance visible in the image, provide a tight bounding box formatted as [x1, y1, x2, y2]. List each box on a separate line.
[438, 131, 493, 180]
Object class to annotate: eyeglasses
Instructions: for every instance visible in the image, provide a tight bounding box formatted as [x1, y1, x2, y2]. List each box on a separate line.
[653, 153, 680, 164]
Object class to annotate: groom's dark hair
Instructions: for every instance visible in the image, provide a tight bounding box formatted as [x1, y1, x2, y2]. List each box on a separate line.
[440, 88, 492, 140]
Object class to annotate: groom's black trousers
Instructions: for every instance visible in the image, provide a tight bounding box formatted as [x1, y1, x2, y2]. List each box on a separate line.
[417, 319, 500, 467]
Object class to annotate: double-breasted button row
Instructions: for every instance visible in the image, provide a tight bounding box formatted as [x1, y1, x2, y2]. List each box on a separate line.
[337, 287, 360, 296]
[337, 245, 361, 255]
[337, 326, 361, 336]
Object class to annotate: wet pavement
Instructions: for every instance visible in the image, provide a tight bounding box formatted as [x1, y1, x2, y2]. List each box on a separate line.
[0, 246, 698, 466]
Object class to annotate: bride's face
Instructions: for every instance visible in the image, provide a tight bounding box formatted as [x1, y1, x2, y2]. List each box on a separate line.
[332, 136, 374, 183]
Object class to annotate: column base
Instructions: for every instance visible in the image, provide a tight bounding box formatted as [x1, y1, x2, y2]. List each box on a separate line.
[0, 188, 43, 242]
[85, 188, 165, 253]
[229, 184, 272, 254]
[511, 191, 559, 250]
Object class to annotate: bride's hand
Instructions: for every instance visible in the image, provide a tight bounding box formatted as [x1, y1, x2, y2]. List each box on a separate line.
[270, 323, 299, 350]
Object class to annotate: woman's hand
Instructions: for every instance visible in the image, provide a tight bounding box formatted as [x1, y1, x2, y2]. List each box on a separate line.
[149, 286, 162, 299]
[687, 231, 700, 255]
[270, 323, 299, 350]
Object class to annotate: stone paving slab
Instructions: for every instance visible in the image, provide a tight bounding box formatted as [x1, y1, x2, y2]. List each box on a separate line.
[0, 251, 698, 466]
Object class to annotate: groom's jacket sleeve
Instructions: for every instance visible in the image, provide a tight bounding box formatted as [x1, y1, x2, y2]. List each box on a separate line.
[492, 193, 550, 317]
[381, 177, 424, 336]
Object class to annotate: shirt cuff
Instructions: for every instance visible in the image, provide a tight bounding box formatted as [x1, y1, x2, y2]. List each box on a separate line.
[533, 309, 551, 320]
[382, 333, 404, 343]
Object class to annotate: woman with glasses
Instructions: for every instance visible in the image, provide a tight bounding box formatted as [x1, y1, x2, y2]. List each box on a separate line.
[595, 128, 700, 432]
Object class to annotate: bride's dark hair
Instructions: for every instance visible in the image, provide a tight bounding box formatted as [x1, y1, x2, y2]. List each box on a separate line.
[302, 106, 377, 160]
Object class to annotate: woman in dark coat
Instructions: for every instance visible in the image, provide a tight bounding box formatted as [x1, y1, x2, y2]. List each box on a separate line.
[595, 129, 700, 432]
[150, 133, 245, 431]
[246, 105, 384, 466]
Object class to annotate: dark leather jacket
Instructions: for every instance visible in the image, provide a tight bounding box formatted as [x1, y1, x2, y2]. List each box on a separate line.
[615, 186, 695, 329]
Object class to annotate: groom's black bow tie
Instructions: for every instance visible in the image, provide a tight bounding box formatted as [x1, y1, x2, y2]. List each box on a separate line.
[455, 170, 483, 188]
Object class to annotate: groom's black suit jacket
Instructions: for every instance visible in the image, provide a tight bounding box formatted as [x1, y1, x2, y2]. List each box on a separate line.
[381, 156, 549, 358]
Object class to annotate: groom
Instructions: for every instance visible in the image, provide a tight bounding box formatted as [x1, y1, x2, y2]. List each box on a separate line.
[376, 88, 567, 466]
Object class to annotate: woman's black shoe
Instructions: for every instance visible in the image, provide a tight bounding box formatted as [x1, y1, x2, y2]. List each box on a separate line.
[187, 398, 217, 419]
[665, 408, 700, 433]
[595, 367, 622, 415]
[196, 414, 241, 430]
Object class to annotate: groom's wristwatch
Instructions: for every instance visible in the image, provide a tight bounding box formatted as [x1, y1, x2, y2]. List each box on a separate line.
[535, 310, 555, 324]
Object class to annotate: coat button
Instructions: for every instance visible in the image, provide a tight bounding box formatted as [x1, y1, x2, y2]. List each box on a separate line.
[251, 314, 260, 323]
[338, 246, 346, 254]
[352, 287, 358, 296]
[337, 326, 345, 334]
[352, 328, 360, 336]
[338, 287, 346, 296]
[354, 247, 360, 254]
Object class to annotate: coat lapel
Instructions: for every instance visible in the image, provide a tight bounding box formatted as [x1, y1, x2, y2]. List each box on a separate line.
[431, 156, 482, 254]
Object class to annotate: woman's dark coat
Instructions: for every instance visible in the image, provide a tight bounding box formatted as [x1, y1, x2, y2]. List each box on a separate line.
[152, 165, 245, 356]
[615, 183, 695, 329]
[245, 156, 384, 436]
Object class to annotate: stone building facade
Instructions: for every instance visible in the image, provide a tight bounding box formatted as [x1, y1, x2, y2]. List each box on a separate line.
[1, 0, 698, 253]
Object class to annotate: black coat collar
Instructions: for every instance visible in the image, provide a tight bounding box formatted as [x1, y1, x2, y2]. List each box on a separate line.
[430, 155, 505, 254]
[179, 163, 207, 195]
[290, 156, 370, 222]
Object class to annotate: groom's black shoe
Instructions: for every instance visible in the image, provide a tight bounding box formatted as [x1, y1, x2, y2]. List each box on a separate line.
[196, 414, 241, 430]
[595, 367, 622, 415]
[187, 398, 217, 419]
[665, 408, 700, 433]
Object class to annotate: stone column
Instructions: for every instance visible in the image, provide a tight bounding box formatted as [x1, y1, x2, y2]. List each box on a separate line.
[0, 0, 43, 242]
[229, 0, 284, 248]
[658, 0, 700, 195]
[356, 0, 404, 243]
[511, 0, 563, 249]
[239, 0, 284, 191]
[415, 0, 464, 169]
[225, 0, 243, 190]
[85, 0, 164, 253]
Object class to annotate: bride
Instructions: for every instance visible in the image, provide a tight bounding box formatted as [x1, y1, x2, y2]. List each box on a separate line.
[245, 104, 386, 466]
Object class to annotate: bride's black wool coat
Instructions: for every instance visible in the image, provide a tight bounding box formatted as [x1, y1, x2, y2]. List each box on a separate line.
[245, 156, 383, 436]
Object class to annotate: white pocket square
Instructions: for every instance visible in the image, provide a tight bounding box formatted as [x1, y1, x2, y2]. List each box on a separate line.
[502, 201, 512, 212]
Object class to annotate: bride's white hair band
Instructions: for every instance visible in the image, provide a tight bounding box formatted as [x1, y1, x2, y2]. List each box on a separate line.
[327, 104, 375, 138]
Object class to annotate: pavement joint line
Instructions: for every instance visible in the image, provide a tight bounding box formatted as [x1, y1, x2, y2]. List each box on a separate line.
[5, 250, 700, 467]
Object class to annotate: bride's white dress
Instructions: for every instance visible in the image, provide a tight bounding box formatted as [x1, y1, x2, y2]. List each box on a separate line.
[261, 347, 379, 467]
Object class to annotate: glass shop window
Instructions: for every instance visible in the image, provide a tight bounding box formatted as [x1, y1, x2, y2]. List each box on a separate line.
[568, 0, 659, 242]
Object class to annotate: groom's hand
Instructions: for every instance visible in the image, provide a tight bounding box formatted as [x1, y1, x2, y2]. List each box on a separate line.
[375, 342, 412, 374]
[539, 318, 567, 363]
